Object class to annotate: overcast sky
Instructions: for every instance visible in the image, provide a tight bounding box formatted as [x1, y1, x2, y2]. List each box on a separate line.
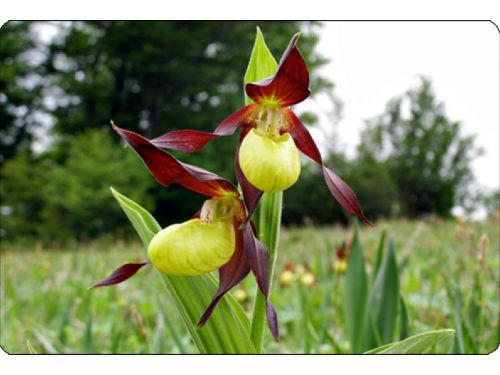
[304, 21, 499, 192]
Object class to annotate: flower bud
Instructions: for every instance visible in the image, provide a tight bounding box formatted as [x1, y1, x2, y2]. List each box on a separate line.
[234, 287, 248, 302]
[300, 272, 315, 287]
[333, 259, 348, 274]
[239, 128, 300, 192]
[148, 218, 235, 276]
[279, 270, 294, 287]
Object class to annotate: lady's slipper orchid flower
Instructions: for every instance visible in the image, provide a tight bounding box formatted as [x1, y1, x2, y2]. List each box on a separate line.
[91, 123, 279, 340]
[149, 34, 371, 225]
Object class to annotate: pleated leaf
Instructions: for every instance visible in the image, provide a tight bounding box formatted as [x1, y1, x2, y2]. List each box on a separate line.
[366, 237, 399, 347]
[110, 187, 256, 354]
[344, 222, 369, 353]
[399, 295, 410, 340]
[364, 329, 455, 354]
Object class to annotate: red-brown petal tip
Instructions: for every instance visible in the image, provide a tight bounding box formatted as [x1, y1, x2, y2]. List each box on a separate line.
[90, 262, 148, 289]
[245, 34, 310, 107]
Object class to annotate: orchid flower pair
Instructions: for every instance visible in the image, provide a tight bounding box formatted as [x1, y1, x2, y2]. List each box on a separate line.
[92, 33, 369, 342]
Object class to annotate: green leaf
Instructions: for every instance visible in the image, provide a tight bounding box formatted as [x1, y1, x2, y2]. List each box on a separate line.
[364, 329, 455, 354]
[366, 237, 399, 347]
[110, 188, 256, 354]
[446, 280, 465, 354]
[399, 295, 410, 340]
[372, 229, 387, 279]
[243, 26, 278, 105]
[110, 187, 161, 248]
[26, 340, 38, 354]
[344, 221, 369, 353]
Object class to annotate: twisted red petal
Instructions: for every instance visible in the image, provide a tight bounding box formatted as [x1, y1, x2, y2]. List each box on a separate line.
[90, 262, 148, 288]
[282, 107, 322, 164]
[235, 140, 263, 222]
[197, 223, 251, 328]
[151, 130, 218, 152]
[246, 34, 310, 107]
[112, 123, 237, 197]
[323, 167, 372, 225]
[214, 104, 257, 136]
[242, 223, 279, 341]
[282, 109, 372, 225]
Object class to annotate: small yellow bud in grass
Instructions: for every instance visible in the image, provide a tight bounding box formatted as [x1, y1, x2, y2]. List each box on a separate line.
[234, 288, 248, 302]
[279, 270, 295, 287]
[294, 264, 306, 275]
[239, 128, 300, 192]
[148, 219, 235, 276]
[333, 259, 348, 274]
[300, 272, 315, 287]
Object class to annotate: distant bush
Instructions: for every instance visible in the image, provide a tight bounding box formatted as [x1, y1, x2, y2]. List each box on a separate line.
[358, 78, 480, 218]
[1, 129, 154, 241]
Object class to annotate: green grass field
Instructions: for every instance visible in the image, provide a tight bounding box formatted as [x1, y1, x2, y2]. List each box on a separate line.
[1, 217, 498, 354]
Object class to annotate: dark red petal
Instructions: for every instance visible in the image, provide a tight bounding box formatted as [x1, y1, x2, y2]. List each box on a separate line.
[235, 141, 263, 222]
[242, 224, 280, 341]
[282, 107, 322, 165]
[90, 262, 148, 288]
[245, 33, 310, 107]
[112, 123, 237, 197]
[214, 104, 257, 136]
[323, 166, 373, 226]
[197, 223, 250, 327]
[151, 130, 218, 152]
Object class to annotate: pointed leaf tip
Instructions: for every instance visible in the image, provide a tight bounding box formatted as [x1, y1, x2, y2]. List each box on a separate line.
[245, 33, 310, 107]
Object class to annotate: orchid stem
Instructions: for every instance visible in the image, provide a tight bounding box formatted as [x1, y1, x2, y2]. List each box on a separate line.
[250, 191, 283, 352]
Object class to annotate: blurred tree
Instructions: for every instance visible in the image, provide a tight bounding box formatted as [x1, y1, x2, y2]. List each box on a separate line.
[1, 129, 154, 240]
[0, 21, 43, 166]
[358, 77, 481, 218]
[284, 152, 349, 226]
[343, 153, 399, 220]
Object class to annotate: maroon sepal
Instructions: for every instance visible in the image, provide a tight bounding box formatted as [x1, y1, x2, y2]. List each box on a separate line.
[151, 130, 218, 152]
[214, 104, 257, 136]
[283, 109, 371, 225]
[323, 166, 372, 226]
[282, 108, 322, 164]
[112, 123, 237, 197]
[242, 223, 279, 341]
[197, 223, 251, 328]
[90, 262, 148, 288]
[235, 142, 263, 222]
[246, 33, 310, 107]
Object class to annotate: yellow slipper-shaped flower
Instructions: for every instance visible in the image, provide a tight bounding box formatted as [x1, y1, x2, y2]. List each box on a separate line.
[239, 128, 301, 193]
[148, 218, 235, 276]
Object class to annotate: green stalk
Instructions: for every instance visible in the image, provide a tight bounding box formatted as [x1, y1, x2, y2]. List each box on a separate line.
[250, 191, 283, 352]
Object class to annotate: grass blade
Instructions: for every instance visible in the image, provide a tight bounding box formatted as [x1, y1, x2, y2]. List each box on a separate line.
[365, 329, 455, 354]
[366, 237, 399, 347]
[344, 221, 369, 353]
[373, 229, 387, 279]
[399, 295, 410, 340]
